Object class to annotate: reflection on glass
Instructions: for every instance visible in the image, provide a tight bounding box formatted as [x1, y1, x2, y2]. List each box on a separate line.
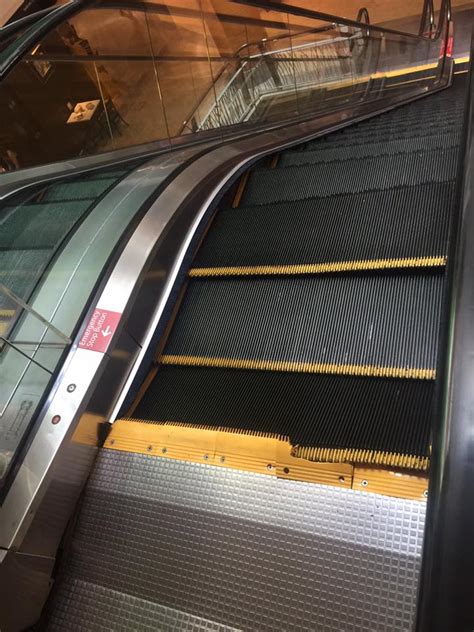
[0, 0, 451, 168]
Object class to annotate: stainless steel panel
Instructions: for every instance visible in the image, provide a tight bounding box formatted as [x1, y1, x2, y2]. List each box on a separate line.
[47, 451, 426, 632]
[49, 578, 240, 632]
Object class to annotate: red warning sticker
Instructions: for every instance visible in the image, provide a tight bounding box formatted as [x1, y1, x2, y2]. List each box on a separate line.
[78, 309, 121, 353]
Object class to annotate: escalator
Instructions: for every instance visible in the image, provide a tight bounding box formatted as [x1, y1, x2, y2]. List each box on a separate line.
[42, 69, 467, 631]
[2, 0, 474, 630]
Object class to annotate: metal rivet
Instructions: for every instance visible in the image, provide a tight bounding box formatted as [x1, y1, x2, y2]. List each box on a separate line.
[339, 476, 345, 483]
[203, 454, 209, 461]
[147, 445, 153, 452]
[67, 384, 76, 393]
[51, 415, 61, 425]
[361, 479, 369, 487]
[283, 467, 290, 474]
[266, 464, 274, 471]
[220, 456, 226, 463]
[423, 489, 428, 498]
[161, 447, 167, 454]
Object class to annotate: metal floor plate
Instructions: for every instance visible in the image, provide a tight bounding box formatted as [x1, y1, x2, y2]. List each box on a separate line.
[47, 450, 426, 631]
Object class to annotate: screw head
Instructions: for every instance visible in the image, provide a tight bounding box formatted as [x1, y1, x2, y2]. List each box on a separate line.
[361, 479, 369, 487]
[423, 489, 428, 498]
[110, 439, 115, 445]
[266, 464, 274, 471]
[283, 467, 290, 474]
[220, 456, 226, 463]
[51, 415, 61, 425]
[161, 447, 167, 454]
[67, 384, 76, 393]
[203, 454, 209, 461]
[147, 445, 153, 452]
[338, 476, 345, 483]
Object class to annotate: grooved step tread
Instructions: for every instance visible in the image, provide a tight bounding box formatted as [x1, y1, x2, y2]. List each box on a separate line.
[0, 200, 90, 249]
[242, 147, 458, 205]
[134, 365, 434, 469]
[164, 272, 443, 375]
[281, 131, 461, 167]
[193, 181, 454, 270]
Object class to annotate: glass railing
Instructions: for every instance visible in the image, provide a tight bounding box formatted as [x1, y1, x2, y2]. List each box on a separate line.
[0, 159, 147, 486]
[0, 0, 452, 171]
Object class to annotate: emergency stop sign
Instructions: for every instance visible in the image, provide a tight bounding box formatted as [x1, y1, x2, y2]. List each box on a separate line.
[78, 309, 121, 353]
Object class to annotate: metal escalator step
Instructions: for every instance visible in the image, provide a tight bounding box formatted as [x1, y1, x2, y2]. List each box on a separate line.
[48, 578, 238, 632]
[192, 181, 454, 271]
[280, 131, 461, 167]
[304, 113, 463, 150]
[304, 121, 462, 151]
[134, 365, 434, 466]
[242, 147, 458, 205]
[163, 272, 443, 377]
[46, 451, 426, 631]
[42, 177, 121, 202]
[0, 200, 90, 249]
[0, 249, 51, 302]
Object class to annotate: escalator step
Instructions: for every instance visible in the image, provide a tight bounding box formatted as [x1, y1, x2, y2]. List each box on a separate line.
[242, 147, 458, 205]
[304, 113, 463, 150]
[42, 177, 120, 202]
[304, 120, 462, 150]
[0, 249, 50, 302]
[134, 365, 433, 468]
[163, 272, 443, 377]
[0, 200, 89, 249]
[281, 131, 461, 167]
[192, 181, 453, 271]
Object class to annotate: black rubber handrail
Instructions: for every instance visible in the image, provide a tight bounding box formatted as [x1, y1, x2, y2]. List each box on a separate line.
[415, 36, 474, 632]
[234, 0, 451, 41]
[0, 0, 88, 80]
[235, 23, 337, 56]
[0, 0, 450, 84]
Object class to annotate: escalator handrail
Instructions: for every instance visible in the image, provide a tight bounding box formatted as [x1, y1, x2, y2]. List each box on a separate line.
[234, 0, 451, 42]
[234, 23, 337, 57]
[0, 0, 450, 85]
[0, 0, 87, 80]
[0, 6, 56, 42]
[415, 38, 474, 632]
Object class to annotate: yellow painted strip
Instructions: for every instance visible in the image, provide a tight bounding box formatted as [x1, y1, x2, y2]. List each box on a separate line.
[189, 256, 446, 278]
[371, 62, 437, 80]
[292, 444, 429, 471]
[161, 355, 436, 380]
[386, 75, 437, 88]
[353, 466, 428, 500]
[322, 59, 466, 95]
[0, 309, 15, 318]
[106, 419, 429, 498]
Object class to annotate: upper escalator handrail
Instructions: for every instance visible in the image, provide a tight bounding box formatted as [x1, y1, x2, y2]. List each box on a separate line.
[0, 0, 451, 84]
[233, 0, 451, 42]
[0, 0, 87, 80]
[0, 6, 56, 42]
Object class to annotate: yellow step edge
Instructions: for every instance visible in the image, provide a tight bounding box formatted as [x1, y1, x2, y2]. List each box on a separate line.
[189, 256, 446, 278]
[291, 445, 429, 471]
[160, 355, 436, 380]
[106, 419, 429, 500]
